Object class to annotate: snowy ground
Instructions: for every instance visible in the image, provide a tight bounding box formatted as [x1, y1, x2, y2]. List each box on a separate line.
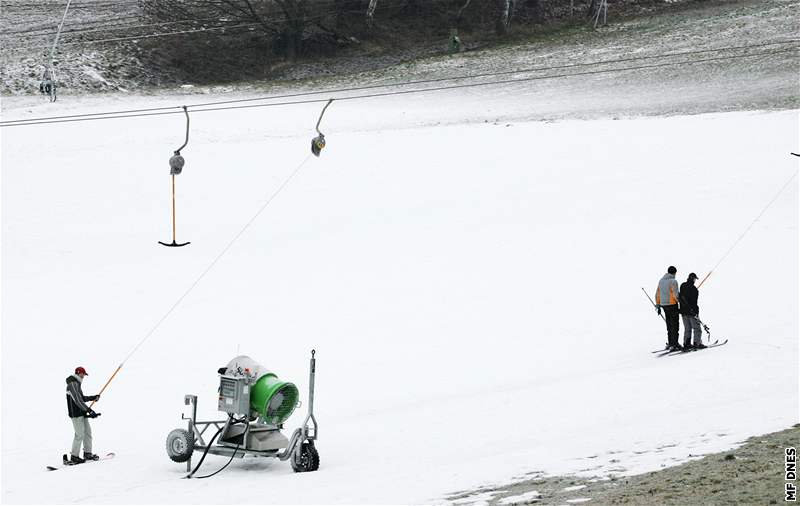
[1, 69, 797, 504]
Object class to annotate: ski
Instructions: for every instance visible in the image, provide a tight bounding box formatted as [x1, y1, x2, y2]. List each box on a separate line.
[656, 339, 727, 357]
[47, 452, 115, 471]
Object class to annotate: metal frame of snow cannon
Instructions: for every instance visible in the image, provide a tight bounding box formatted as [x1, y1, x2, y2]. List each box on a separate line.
[167, 350, 318, 473]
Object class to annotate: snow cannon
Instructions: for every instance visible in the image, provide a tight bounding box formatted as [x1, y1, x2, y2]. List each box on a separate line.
[217, 356, 299, 425]
[166, 350, 320, 477]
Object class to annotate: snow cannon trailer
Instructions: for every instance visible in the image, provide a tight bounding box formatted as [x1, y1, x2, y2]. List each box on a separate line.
[165, 350, 319, 478]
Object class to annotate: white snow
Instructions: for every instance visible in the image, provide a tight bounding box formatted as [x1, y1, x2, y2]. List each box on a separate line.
[81, 68, 109, 86]
[1, 85, 797, 505]
[499, 490, 542, 504]
[452, 491, 499, 505]
[562, 485, 586, 492]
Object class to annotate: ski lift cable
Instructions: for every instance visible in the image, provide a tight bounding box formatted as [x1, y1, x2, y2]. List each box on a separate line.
[0, 43, 798, 127]
[697, 168, 798, 288]
[182, 39, 799, 110]
[3, 45, 795, 128]
[121, 153, 313, 366]
[2, 39, 796, 126]
[0, 39, 800, 124]
[90, 152, 314, 403]
[10, 40, 800, 118]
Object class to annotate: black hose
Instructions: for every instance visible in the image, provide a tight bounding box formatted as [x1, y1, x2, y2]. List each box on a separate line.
[187, 414, 247, 479]
[186, 423, 225, 478]
[192, 442, 241, 479]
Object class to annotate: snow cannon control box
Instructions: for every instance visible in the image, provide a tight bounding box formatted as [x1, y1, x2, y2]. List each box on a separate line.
[217, 368, 256, 416]
[217, 356, 300, 425]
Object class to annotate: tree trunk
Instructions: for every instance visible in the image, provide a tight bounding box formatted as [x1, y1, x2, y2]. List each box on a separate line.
[587, 0, 599, 19]
[366, 0, 378, 27]
[525, 0, 542, 22]
[456, 0, 473, 23]
[495, 0, 512, 36]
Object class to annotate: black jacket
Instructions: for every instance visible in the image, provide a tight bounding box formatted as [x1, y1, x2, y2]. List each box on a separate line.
[66, 375, 98, 418]
[679, 282, 699, 316]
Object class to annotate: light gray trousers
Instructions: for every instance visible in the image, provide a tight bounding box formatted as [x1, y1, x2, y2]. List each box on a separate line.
[681, 315, 703, 346]
[71, 417, 92, 456]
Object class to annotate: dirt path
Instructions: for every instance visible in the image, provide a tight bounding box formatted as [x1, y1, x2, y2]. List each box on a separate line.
[445, 424, 800, 505]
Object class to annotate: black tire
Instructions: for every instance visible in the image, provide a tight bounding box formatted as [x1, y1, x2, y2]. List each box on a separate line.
[291, 441, 320, 472]
[166, 428, 194, 463]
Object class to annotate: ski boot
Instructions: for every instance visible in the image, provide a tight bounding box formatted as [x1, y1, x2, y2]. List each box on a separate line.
[84, 452, 100, 461]
[70, 454, 85, 464]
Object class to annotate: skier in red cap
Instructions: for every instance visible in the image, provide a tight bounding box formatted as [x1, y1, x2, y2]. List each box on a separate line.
[66, 366, 101, 464]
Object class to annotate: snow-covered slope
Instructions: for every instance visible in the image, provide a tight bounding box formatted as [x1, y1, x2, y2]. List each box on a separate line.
[1, 89, 797, 504]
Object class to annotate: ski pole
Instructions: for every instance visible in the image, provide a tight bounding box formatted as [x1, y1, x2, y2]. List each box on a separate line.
[693, 316, 711, 342]
[89, 364, 122, 408]
[641, 287, 666, 322]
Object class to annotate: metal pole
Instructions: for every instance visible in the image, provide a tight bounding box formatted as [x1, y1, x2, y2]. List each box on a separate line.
[186, 395, 197, 473]
[308, 350, 316, 416]
[171, 174, 177, 243]
[641, 287, 666, 322]
[89, 363, 122, 408]
[697, 270, 712, 288]
[315, 100, 334, 135]
[47, 0, 73, 82]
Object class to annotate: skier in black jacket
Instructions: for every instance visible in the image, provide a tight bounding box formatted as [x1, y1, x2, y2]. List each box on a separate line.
[66, 367, 101, 464]
[679, 273, 706, 349]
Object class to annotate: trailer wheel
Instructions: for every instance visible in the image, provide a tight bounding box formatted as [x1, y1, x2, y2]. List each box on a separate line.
[291, 441, 320, 472]
[166, 429, 194, 463]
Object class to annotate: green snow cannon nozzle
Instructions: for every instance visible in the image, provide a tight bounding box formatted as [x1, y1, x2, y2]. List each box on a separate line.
[250, 373, 299, 425]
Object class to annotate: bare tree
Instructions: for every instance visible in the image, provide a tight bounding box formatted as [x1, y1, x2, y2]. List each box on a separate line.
[495, 0, 514, 35]
[456, 0, 473, 24]
[525, 0, 542, 22]
[366, 0, 378, 27]
[273, 0, 309, 57]
[139, 0, 318, 58]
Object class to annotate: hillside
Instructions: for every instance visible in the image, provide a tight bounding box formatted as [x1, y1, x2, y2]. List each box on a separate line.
[1, 0, 797, 107]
